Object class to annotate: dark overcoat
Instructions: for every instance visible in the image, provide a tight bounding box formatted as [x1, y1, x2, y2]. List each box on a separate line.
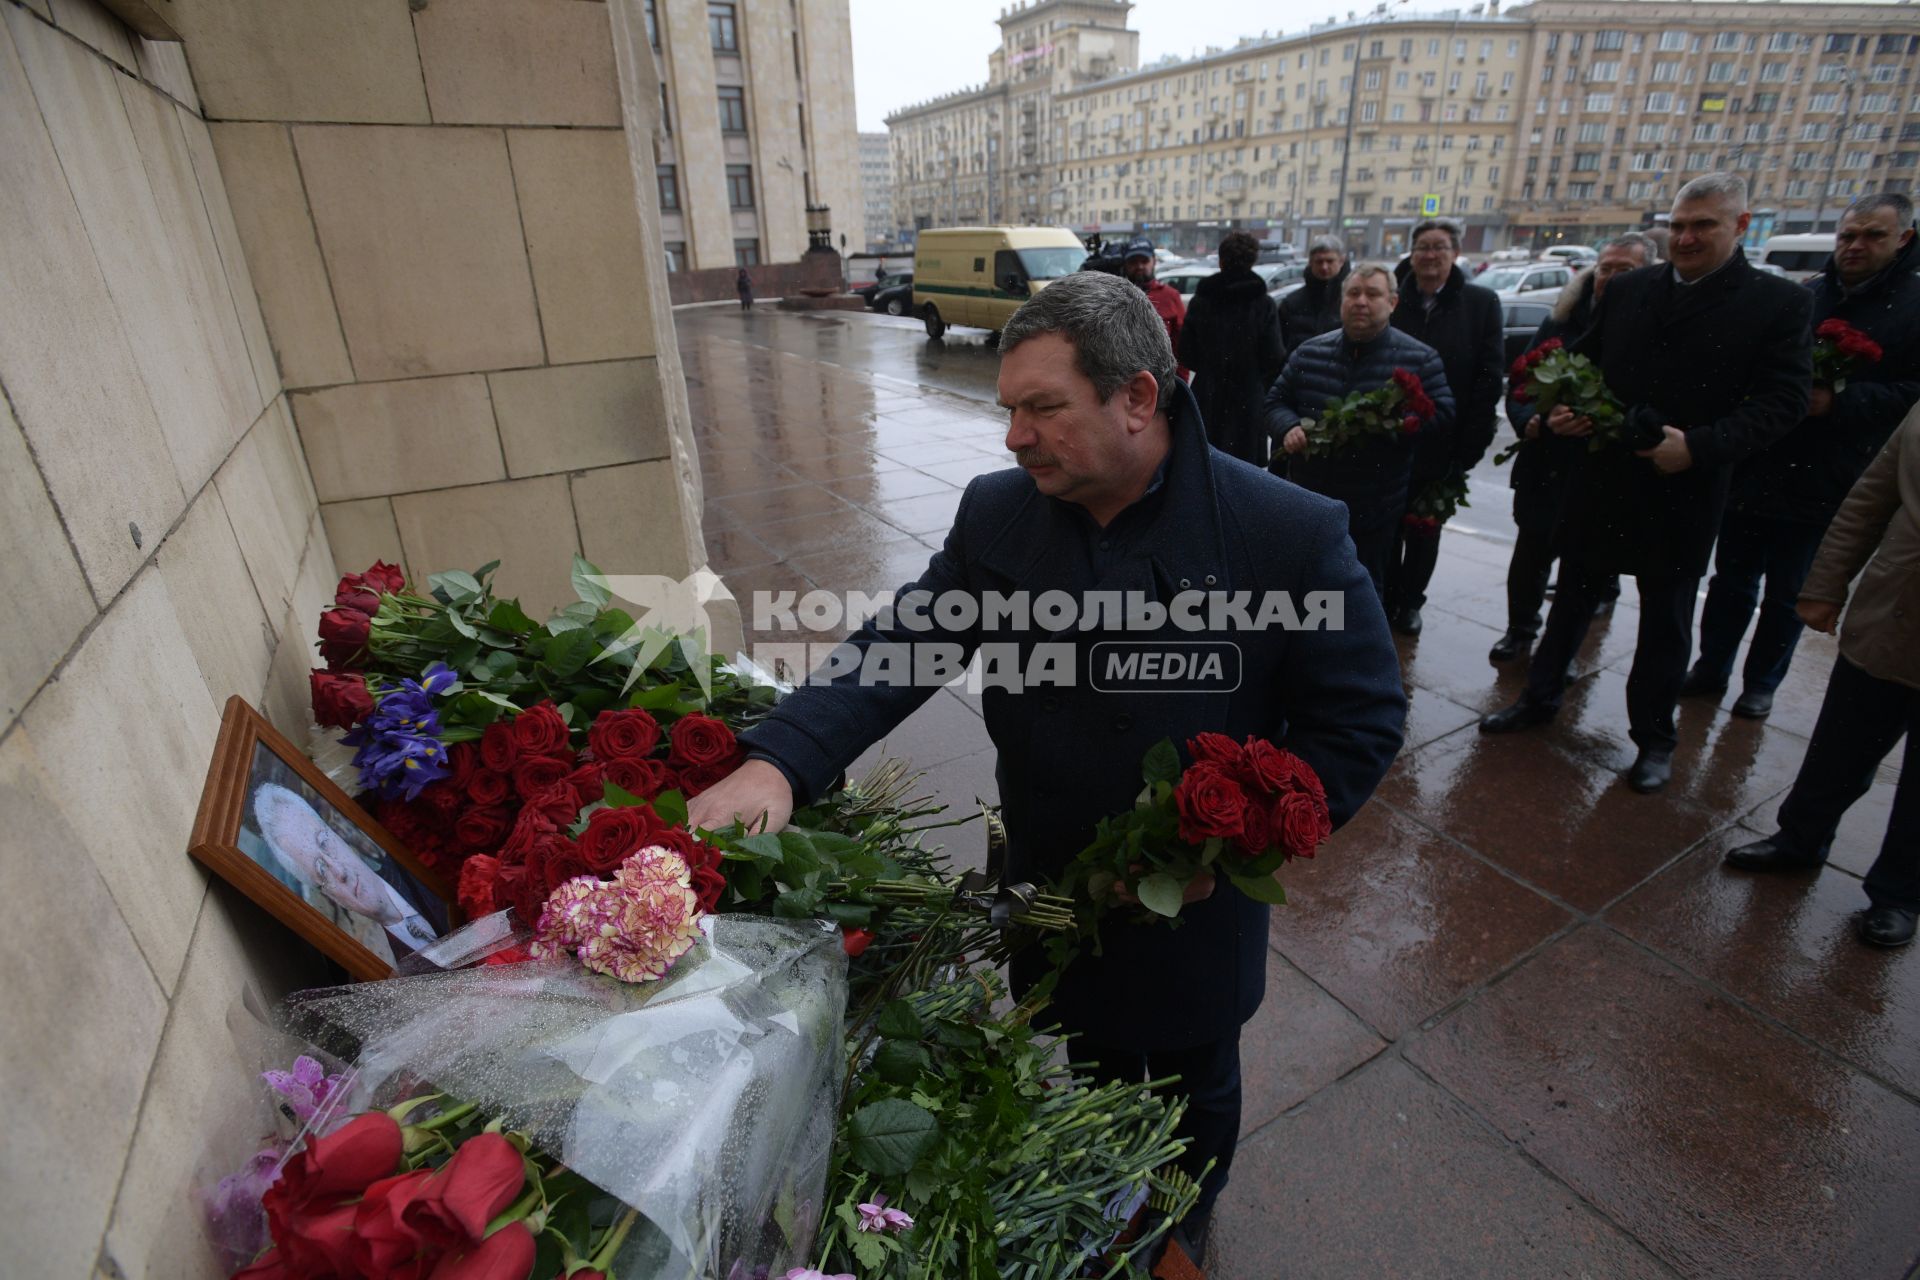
[1392, 264, 1506, 492]
[1278, 264, 1350, 353]
[741, 380, 1406, 1050]
[1502, 273, 1597, 530]
[1565, 250, 1813, 578]
[1179, 268, 1287, 467]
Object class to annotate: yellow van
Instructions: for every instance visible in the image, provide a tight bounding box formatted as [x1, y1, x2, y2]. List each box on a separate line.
[911, 227, 1089, 339]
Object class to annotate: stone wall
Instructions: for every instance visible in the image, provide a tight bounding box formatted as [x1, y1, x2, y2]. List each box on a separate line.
[182, 0, 711, 619]
[0, 2, 340, 1274]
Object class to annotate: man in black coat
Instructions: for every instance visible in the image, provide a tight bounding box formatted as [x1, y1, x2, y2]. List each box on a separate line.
[1180, 231, 1287, 466]
[1265, 264, 1456, 599]
[1682, 193, 1920, 719]
[1383, 220, 1506, 636]
[1490, 233, 1658, 662]
[1277, 237, 1350, 353]
[688, 271, 1406, 1260]
[1482, 173, 1813, 794]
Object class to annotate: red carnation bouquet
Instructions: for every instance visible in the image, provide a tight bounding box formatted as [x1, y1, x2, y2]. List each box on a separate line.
[1505, 337, 1628, 454]
[1058, 733, 1332, 925]
[1812, 318, 1882, 392]
[1298, 367, 1437, 456]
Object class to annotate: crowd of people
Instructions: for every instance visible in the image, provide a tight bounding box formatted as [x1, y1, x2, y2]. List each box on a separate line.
[1165, 173, 1920, 949]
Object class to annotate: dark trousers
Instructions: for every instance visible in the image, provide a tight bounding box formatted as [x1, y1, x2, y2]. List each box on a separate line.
[1385, 523, 1440, 613]
[1524, 561, 1700, 751]
[1696, 509, 1826, 695]
[1079, 1030, 1242, 1230]
[1504, 507, 1559, 639]
[1775, 655, 1920, 912]
[1347, 507, 1399, 605]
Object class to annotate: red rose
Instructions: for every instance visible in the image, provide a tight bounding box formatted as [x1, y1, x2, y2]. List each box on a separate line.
[458, 855, 501, 919]
[317, 607, 371, 667]
[1173, 760, 1249, 844]
[577, 806, 665, 875]
[429, 1219, 535, 1280]
[1272, 790, 1332, 859]
[690, 862, 727, 914]
[1815, 318, 1849, 341]
[454, 805, 513, 853]
[1187, 732, 1241, 767]
[566, 763, 605, 807]
[510, 701, 571, 759]
[1241, 739, 1302, 794]
[522, 783, 584, 829]
[1401, 415, 1422, 435]
[231, 1250, 290, 1279]
[466, 768, 511, 807]
[351, 1169, 438, 1273]
[309, 670, 374, 729]
[447, 742, 481, 790]
[841, 927, 875, 957]
[514, 843, 552, 923]
[419, 779, 463, 826]
[512, 755, 573, 800]
[479, 720, 518, 773]
[272, 1198, 360, 1278]
[589, 708, 662, 762]
[363, 560, 405, 594]
[405, 1132, 525, 1244]
[1234, 798, 1274, 857]
[668, 714, 737, 767]
[540, 838, 591, 895]
[274, 1112, 402, 1203]
[603, 757, 670, 800]
[501, 806, 557, 863]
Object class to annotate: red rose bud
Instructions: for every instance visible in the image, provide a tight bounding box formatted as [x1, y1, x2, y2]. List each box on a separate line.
[362, 560, 405, 595]
[1188, 732, 1241, 766]
[350, 1169, 437, 1272]
[577, 805, 667, 875]
[309, 670, 375, 729]
[511, 754, 573, 800]
[841, 927, 876, 957]
[479, 719, 518, 773]
[565, 763, 605, 807]
[604, 756, 670, 800]
[231, 1249, 290, 1279]
[454, 806, 513, 853]
[273, 1112, 403, 1204]
[431, 1219, 536, 1280]
[1234, 800, 1274, 857]
[316, 607, 371, 667]
[409, 1132, 526, 1242]
[589, 707, 663, 762]
[1401, 415, 1421, 435]
[334, 579, 380, 616]
[1173, 760, 1249, 844]
[668, 714, 737, 768]
[509, 701, 571, 758]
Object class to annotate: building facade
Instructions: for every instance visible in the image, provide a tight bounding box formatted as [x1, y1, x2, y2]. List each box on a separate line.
[647, 0, 860, 271]
[887, 0, 1139, 234]
[888, 0, 1919, 255]
[859, 131, 895, 250]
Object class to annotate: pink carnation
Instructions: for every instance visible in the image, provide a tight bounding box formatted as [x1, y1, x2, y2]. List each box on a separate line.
[531, 846, 703, 985]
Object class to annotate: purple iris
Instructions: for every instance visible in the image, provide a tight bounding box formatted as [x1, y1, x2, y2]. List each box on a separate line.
[343, 663, 459, 800]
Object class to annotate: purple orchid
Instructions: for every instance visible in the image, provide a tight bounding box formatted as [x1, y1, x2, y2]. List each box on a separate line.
[261, 1055, 348, 1125]
[854, 1191, 914, 1234]
[199, 1144, 285, 1271]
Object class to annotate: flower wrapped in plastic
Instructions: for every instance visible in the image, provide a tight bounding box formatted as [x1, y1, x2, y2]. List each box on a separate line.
[282, 911, 849, 1279]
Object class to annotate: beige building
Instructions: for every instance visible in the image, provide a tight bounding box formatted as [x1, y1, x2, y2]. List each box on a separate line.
[859, 129, 894, 250]
[648, 0, 860, 271]
[888, 0, 1139, 232]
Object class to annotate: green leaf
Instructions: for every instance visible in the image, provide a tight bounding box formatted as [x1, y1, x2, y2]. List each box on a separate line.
[1141, 738, 1180, 787]
[876, 999, 924, 1042]
[445, 608, 478, 640]
[430, 569, 483, 603]
[771, 887, 823, 917]
[824, 901, 875, 927]
[650, 790, 688, 829]
[601, 781, 645, 809]
[542, 630, 598, 679]
[1134, 872, 1185, 918]
[846, 1099, 939, 1176]
[731, 832, 786, 861]
[873, 1040, 930, 1086]
[486, 599, 539, 635]
[629, 683, 687, 711]
[571, 556, 611, 609]
[1228, 870, 1289, 905]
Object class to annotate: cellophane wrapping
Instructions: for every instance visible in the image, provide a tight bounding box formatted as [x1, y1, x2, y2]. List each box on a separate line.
[284, 913, 847, 1279]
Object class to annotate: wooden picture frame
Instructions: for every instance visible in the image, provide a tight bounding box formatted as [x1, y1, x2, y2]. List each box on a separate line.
[189, 696, 457, 981]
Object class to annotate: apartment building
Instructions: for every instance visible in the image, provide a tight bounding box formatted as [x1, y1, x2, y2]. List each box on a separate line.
[1507, 1, 1920, 243]
[647, 0, 859, 272]
[859, 132, 896, 250]
[887, 0, 1139, 232]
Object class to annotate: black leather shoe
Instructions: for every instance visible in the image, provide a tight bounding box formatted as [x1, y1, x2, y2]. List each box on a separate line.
[1488, 630, 1533, 662]
[1679, 667, 1728, 699]
[1732, 689, 1774, 719]
[1859, 907, 1918, 948]
[1626, 747, 1673, 793]
[1479, 699, 1556, 734]
[1393, 607, 1423, 637]
[1723, 834, 1825, 873]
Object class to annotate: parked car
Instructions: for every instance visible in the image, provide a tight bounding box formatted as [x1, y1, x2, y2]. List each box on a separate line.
[1159, 265, 1219, 299]
[1756, 233, 1834, 284]
[869, 275, 914, 315]
[1500, 298, 1557, 366]
[1541, 245, 1598, 268]
[1256, 241, 1299, 262]
[1486, 246, 1532, 264]
[1476, 261, 1576, 299]
[856, 270, 909, 305]
[1255, 261, 1309, 293]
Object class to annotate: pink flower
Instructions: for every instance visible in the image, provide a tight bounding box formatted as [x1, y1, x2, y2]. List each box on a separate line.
[262, 1055, 348, 1126]
[855, 1192, 915, 1234]
[530, 846, 703, 984]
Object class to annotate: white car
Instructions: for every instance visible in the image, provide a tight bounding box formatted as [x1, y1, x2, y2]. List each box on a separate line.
[1476, 261, 1577, 299]
[1255, 261, 1309, 293]
[1541, 245, 1598, 268]
[1158, 265, 1218, 299]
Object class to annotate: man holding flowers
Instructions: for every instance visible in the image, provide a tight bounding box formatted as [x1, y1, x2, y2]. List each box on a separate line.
[689, 270, 1406, 1271]
[1682, 193, 1920, 721]
[1482, 173, 1813, 794]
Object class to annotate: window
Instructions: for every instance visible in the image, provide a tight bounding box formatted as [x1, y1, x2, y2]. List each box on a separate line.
[1760, 62, 1788, 83]
[1572, 151, 1600, 170]
[1863, 94, 1893, 113]
[1658, 31, 1688, 52]
[725, 164, 754, 208]
[1596, 30, 1625, 51]
[1811, 93, 1840, 112]
[1590, 62, 1619, 83]
[1646, 92, 1674, 112]
[656, 164, 679, 210]
[734, 238, 760, 266]
[1651, 61, 1680, 83]
[644, 0, 659, 49]
[663, 241, 685, 273]
[660, 83, 672, 134]
[1585, 94, 1614, 112]
[1577, 122, 1607, 142]
[708, 3, 738, 52]
[1824, 33, 1854, 54]
[1706, 62, 1735, 83]
[718, 86, 748, 133]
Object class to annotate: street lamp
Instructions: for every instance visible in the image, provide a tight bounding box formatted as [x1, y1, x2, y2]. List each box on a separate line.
[1815, 65, 1856, 234]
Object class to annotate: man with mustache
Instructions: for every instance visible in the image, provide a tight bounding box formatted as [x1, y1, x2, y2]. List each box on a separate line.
[688, 270, 1405, 1274]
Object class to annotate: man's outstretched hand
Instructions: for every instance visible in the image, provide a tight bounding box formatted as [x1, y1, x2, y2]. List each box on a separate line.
[685, 758, 795, 835]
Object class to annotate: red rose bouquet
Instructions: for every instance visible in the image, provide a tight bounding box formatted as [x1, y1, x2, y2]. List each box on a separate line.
[1058, 733, 1331, 924]
[1812, 318, 1882, 392]
[1403, 468, 1472, 538]
[1298, 367, 1437, 456]
[1506, 338, 1629, 454]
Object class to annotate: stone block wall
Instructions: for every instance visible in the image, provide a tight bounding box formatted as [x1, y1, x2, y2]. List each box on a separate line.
[0, 2, 339, 1274]
[184, 0, 711, 619]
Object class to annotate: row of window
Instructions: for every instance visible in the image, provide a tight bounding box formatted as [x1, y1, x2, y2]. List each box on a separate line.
[643, 1, 739, 53]
[655, 164, 758, 212]
[660, 239, 761, 273]
[1544, 30, 1915, 57]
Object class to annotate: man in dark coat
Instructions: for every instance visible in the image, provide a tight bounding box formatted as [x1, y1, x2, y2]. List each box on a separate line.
[1180, 231, 1286, 466]
[1491, 233, 1658, 662]
[735, 266, 753, 310]
[688, 271, 1405, 1265]
[1278, 237, 1350, 352]
[1682, 193, 1920, 719]
[1482, 173, 1813, 794]
[1383, 219, 1505, 635]
[1266, 264, 1456, 599]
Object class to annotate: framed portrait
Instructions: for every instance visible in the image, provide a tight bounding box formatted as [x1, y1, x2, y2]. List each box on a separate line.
[190, 696, 457, 981]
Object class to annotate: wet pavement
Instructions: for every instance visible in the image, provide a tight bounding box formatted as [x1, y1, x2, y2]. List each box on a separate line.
[677, 305, 1920, 1280]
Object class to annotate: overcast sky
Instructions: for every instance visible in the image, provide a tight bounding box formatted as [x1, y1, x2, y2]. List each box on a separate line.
[849, 0, 1367, 132]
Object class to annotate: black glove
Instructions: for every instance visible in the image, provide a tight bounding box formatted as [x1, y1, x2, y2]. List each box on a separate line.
[1624, 404, 1668, 452]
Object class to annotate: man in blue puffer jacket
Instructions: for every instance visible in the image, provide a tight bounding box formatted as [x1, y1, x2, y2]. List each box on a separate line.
[1264, 263, 1455, 597]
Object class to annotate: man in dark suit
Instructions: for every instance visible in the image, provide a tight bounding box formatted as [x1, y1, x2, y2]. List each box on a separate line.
[1481, 173, 1813, 794]
[688, 270, 1406, 1269]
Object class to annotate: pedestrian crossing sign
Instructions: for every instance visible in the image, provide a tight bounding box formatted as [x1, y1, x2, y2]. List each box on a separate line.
[1421, 193, 1440, 216]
